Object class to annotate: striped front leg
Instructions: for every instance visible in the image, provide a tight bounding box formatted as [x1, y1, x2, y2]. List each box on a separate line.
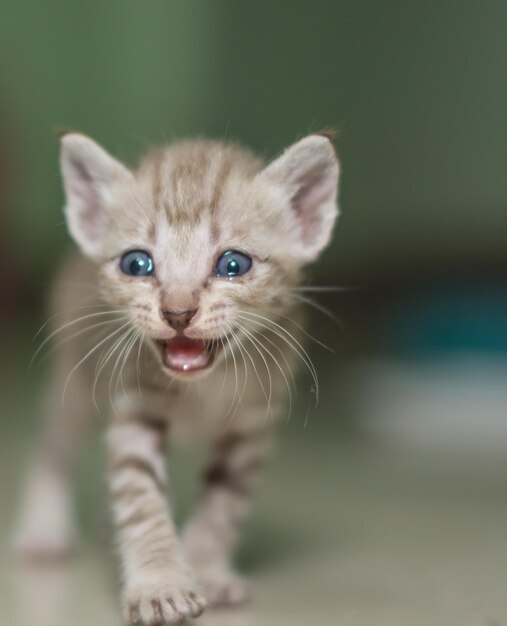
[182, 427, 273, 606]
[107, 417, 206, 625]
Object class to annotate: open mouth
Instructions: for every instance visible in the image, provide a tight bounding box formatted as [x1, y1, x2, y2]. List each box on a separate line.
[157, 336, 219, 375]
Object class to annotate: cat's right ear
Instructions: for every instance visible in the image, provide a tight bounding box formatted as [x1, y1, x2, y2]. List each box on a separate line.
[59, 133, 132, 258]
[257, 134, 340, 264]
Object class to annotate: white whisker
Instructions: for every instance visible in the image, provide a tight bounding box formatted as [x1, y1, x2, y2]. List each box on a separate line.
[237, 310, 319, 405]
[32, 316, 130, 367]
[291, 285, 358, 293]
[135, 331, 144, 398]
[235, 320, 292, 422]
[229, 327, 249, 400]
[216, 335, 229, 401]
[31, 309, 129, 366]
[290, 293, 341, 326]
[232, 322, 273, 420]
[62, 321, 132, 407]
[33, 303, 116, 341]
[230, 324, 269, 403]
[275, 311, 334, 353]
[109, 327, 137, 413]
[223, 331, 240, 426]
[92, 326, 132, 412]
[239, 320, 297, 393]
[117, 328, 141, 403]
[222, 327, 249, 431]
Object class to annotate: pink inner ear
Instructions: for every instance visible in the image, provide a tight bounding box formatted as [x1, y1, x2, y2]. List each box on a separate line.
[291, 167, 335, 246]
[67, 159, 104, 242]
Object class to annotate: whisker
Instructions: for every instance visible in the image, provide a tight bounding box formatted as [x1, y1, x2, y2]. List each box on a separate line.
[291, 286, 358, 293]
[237, 311, 319, 405]
[231, 325, 270, 404]
[272, 311, 334, 354]
[116, 328, 141, 403]
[135, 331, 144, 398]
[109, 327, 137, 413]
[238, 320, 297, 393]
[31, 309, 130, 366]
[290, 293, 341, 326]
[231, 322, 273, 420]
[229, 327, 249, 401]
[32, 316, 130, 367]
[61, 321, 132, 407]
[239, 311, 319, 381]
[92, 327, 132, 412]
[33, 302, 117, 341]
[216, 335, 229, 401]
[223, 331, 240, 424]
[235, 321, 292, 422]
[107, 327, 135, 415]
[222, 327, 249, 431]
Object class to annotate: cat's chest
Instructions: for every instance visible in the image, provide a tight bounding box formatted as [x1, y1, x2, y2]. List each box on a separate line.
[160, 370, 234, 441]
[135, 342, 274, 441]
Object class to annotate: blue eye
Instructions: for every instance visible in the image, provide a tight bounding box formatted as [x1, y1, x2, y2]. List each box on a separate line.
[215, 250, 252, 277]
[120, 250, 154, 277]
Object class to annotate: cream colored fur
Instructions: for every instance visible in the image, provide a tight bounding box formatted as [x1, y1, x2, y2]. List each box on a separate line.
[14, 133, 340, 625]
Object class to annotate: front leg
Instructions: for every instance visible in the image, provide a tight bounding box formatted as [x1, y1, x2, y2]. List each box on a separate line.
[182, 425, 273, 606]
[107, 415, 206, 625]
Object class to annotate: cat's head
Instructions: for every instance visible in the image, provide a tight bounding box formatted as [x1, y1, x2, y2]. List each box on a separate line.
[60, 133, 340, 378]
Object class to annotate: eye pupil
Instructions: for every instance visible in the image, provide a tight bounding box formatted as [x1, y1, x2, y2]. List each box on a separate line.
[131, 259, 145, 274]
[227, 260, 239, 275]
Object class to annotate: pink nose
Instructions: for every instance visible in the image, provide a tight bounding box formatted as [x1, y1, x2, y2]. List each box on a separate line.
[161, 309, 197, 331]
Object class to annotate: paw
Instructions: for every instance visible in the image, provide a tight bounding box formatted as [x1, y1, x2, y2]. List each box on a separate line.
[122, 575, 207, 625]
[13, 527, 74, 563]
[13, 505, 75, 563]
[13, 467, 75, 563]
[198, 568, 250, 607]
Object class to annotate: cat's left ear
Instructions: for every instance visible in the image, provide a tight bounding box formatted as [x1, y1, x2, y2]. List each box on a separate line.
[59, 133, 133, 258]
[259, 134, 340, 263]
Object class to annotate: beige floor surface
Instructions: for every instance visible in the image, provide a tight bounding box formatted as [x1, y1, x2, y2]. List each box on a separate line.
[1, 426, 507, 626]
[1, 327, 506, 626]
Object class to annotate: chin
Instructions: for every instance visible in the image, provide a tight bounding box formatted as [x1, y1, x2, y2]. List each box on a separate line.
[152, 335, 225, 380]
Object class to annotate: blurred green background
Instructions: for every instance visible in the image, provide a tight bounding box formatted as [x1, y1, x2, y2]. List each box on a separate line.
[1, 0, 507, 311]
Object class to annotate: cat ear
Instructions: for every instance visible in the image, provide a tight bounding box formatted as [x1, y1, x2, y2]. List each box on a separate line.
[259, 135, 340, 262]
[59, 133, 132, 257]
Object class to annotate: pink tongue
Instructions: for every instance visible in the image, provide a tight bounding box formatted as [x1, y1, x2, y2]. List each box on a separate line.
[164, 337, 209, 371]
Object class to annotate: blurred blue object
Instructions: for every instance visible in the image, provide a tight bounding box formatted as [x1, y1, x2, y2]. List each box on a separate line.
[389, 286, 507, 355]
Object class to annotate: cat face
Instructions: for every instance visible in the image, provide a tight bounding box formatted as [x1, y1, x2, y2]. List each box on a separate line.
[60, 134, 340, 378]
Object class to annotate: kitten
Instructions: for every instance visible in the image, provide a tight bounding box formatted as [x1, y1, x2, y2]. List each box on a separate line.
[14, 132, 340, 624]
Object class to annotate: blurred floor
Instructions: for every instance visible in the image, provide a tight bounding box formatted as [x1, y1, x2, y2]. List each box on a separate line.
[1, 326, 507, 626]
